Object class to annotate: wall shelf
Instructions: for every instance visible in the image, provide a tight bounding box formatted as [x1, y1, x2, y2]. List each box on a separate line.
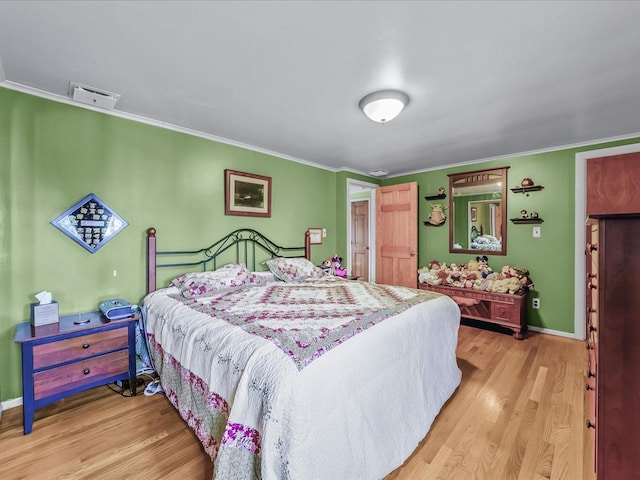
[510, 185, 544, 194]
[510, 218, 544, 224]
[424, 193, 446, 201]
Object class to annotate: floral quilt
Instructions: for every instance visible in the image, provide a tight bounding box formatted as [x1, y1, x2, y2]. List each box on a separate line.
[143, 277, 457, 480]
[167, 277, 436, 370]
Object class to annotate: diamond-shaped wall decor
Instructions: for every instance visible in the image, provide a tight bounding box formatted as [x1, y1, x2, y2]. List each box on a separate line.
[51, 193, 128, 253]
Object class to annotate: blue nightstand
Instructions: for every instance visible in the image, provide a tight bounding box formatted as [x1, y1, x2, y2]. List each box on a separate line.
[14, 311, 139, 434]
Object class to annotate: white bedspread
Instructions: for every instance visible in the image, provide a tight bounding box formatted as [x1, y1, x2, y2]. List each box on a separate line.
[143, 279, 461, 480]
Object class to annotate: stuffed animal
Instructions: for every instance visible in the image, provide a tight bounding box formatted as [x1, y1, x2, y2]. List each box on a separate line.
[512, 266, 535, 292]
[418, 265, 442, 285]
[420, 259, 534, 296]
[476, 255, 493, 278]
[488, 277, 522, 294]
[428, 204, 447, 226]
[320, 258, 333, 274]
[467, 259, 480, 273]
[446, 263, 463, 287]
[330, 255, 347, 277]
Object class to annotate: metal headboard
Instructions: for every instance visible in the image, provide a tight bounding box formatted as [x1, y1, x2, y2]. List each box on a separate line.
[146, 227, 311, 293]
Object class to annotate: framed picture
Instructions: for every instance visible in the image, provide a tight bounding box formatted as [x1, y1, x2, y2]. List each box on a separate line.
[225, 169, 272, 217]
[471, 207, 477, 222]
[307, 227, 323, 245]
[50, 193, 128, 253]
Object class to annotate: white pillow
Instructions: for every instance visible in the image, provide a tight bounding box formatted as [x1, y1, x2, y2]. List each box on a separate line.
[265, 257, 327, 282]
[171, 263, 251, 298]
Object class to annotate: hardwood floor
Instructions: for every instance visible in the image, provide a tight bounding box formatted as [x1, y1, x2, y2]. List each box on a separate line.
[0, 325, 595, 480]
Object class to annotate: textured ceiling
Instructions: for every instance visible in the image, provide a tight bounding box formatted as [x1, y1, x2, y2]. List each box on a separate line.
[1, 1, 639, 176]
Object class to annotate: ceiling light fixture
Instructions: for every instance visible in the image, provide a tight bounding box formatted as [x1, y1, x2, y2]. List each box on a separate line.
[368, 169, 390, 177]
[359, 89, 409, 123]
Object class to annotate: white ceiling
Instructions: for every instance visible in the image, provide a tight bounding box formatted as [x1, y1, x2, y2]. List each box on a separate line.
[1, 1, 639, 177]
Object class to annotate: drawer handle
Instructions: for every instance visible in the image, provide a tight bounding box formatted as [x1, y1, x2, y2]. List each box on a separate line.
[585, 383, 593, 391]
[589, 324, 597, 332]
[83, 368, 90, 375]
[588, 282, 597, 290]
[588, 370, 596, 378]
[82, 343, 90, 349]
[588, 307, 596, 313]
[586, 343, 593, 350]
[587, 243, 598, 252]
[586, 420, 595, 429]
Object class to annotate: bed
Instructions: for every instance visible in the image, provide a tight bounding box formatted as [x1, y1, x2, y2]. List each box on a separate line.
[470, 234, 502, 251]
[142, 227, 462, 480]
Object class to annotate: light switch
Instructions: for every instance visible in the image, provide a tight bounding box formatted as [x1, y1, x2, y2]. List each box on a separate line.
[322, 228, 327, 237]
[533, 226, 541, 238]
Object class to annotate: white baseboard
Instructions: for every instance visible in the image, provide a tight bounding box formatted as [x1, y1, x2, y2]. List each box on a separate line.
[528, 325, 578, 339]
[1, 397, 23, 412]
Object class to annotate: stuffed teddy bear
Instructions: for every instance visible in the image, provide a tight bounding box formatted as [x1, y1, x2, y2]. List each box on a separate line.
[511, 266, 534, 292]
[467, 259, 480, 273]
[446, 263, 463, 287]
[488, 277, 522, 294]
[418, 265, 442, 285]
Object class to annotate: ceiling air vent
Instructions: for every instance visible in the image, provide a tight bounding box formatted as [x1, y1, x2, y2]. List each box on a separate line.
[368, 169, 389, 178]
[68, 81, 121, 109]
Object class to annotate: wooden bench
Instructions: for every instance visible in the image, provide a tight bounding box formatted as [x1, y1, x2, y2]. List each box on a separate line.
[418, 283, 528, 339]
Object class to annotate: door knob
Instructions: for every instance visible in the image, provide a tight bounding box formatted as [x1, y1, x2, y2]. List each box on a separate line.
[410, 251, 416, 256]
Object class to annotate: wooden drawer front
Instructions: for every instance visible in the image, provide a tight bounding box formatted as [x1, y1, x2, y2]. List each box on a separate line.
[33, 328, 128, 369]
[587, 153, 640, 215]
[34, 350, 128, 400]
[490, 301, 518, 324]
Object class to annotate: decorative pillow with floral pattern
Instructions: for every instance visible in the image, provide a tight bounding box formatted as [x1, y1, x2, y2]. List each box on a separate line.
[172, 264, 253, 298]
[265, 257, 327, 282]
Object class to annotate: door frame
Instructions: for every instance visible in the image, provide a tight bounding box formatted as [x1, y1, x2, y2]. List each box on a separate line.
[346, 178, 377, 282]
[574, 142, 640, 341]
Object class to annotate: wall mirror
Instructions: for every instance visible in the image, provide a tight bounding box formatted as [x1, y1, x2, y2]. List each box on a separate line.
[448, 167, 509, 255]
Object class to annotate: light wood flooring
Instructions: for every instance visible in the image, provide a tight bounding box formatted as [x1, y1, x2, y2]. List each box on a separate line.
[0, 325, 595, 480]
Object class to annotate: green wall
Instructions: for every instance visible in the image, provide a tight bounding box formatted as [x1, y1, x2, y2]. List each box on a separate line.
[2, 85, 639, 404]
[0, 88, 339, 401]
[384, 136, 640, 336]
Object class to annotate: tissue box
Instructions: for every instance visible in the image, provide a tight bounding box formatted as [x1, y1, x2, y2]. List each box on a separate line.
[31, 301, 59, 327]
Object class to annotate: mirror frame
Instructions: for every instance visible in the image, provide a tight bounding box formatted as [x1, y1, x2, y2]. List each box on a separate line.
[448, 166, 509, 256]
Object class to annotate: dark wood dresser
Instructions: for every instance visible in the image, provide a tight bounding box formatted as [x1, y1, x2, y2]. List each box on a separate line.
[585, 152, 640, 479]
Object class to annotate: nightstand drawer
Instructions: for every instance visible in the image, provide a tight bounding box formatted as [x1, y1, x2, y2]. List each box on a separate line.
[15, 312, 139, 434]
[34, 350, 129, 400]
[33, 328, 128, 369]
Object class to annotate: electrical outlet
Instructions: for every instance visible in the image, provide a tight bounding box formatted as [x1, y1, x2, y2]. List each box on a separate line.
[533, 226, 541, 238]
[532, 298, 540, 309]
[322, 228, 327, 238]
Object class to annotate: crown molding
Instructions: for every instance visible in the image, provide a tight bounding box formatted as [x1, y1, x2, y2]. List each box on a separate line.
[0, 81, 339, 174]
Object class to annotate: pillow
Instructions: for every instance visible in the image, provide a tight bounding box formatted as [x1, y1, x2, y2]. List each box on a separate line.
[265, 257, 326, 282]
[172, 263, 252, 298]
[247, 271, 277, 284]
